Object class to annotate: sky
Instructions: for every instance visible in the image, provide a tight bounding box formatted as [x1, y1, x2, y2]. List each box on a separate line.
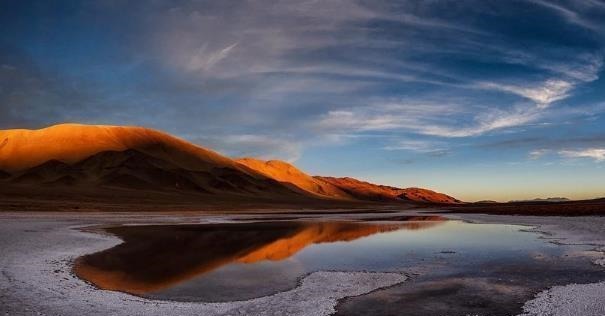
[2, 0, 605, 201]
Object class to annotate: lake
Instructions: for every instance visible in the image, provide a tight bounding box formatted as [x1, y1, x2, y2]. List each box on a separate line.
[74, 215, 605, 315]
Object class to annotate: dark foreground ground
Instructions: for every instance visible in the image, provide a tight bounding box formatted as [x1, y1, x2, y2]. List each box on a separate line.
[2, 183, 605, 216]
[0, 184, 400, 212]
[443, 198, 605, 216]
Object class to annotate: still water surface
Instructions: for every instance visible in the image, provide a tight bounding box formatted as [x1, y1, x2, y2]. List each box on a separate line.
[74, 215, 605, 315]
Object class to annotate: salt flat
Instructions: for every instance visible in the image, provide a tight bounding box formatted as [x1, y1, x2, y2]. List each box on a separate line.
[0, 213, 406, 316]
[456, 213, 605, 316]
[0, 212, 604, 316]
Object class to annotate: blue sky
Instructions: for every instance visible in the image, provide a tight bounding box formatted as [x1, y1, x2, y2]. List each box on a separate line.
[2, 0, 605, 201]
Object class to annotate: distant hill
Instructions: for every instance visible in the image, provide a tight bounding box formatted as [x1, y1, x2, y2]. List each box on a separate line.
[237, 160, 460, 204]
[0, 124, 460, 205]
[446, 197, 605, 216]
[316, 176, 461, 204]
[508, 197, 571, 203]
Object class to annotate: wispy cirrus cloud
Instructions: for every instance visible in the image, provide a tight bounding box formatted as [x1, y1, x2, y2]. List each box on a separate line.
[559, 148, 605, 162]
[3, 0, 605, 176]
[383, 139, 449, 157]
[482, 131, 605, 163]
[186, 43, 238, 72]
[419, 106, 542, 137]
[315, 100, 541, 138]
[529, 149, 550, 160]
[472, 52, 602, 110]
[314, 101, 463, 134]
[528, 0, 602, 31]
[476, 79, 574, 109]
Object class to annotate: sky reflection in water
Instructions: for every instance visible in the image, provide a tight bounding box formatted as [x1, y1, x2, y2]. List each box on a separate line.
[75, 217, 569, 302]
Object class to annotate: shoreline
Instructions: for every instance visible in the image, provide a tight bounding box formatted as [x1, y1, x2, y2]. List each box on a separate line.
[0, 213, 407, 316]
[1, 211, 604, 316]
[450, 213, 605, 316]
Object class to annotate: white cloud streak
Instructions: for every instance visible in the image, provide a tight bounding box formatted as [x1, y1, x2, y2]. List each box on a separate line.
[559, 148, 605, 162]
[529, 149, 550, 160]
[477, 79, 574, 109]
[383, 139, 448, 156]
[186, 43, 238, 72]
[315, 100, 544, 138]
[420, 107, 541, 137]
[475, 53, 602, 109]
[528, 0, 600, 31]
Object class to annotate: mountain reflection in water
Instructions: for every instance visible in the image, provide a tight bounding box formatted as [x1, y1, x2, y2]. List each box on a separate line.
[74, 216, 445, 295]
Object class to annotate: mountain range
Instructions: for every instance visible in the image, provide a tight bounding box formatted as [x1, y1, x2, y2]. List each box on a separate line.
[0, 124, 459, 206]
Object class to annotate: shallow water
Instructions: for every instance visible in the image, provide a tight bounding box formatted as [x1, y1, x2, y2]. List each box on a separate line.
[74, 215, 605, 315]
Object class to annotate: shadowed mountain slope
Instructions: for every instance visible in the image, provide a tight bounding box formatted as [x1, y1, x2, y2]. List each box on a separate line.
[0, 124, 305, 199]
[0, 124, 459, 204]
[0, 170, 9, 179]
[316, 177, 461, 204]
[8, 149, 300, 197]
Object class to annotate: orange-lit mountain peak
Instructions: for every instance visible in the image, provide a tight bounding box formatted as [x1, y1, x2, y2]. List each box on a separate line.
[0, 123, 459, 203]
[0, 123, 235, 172]
[236, 157, 353, 199]
[317, 177, 461, 204]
